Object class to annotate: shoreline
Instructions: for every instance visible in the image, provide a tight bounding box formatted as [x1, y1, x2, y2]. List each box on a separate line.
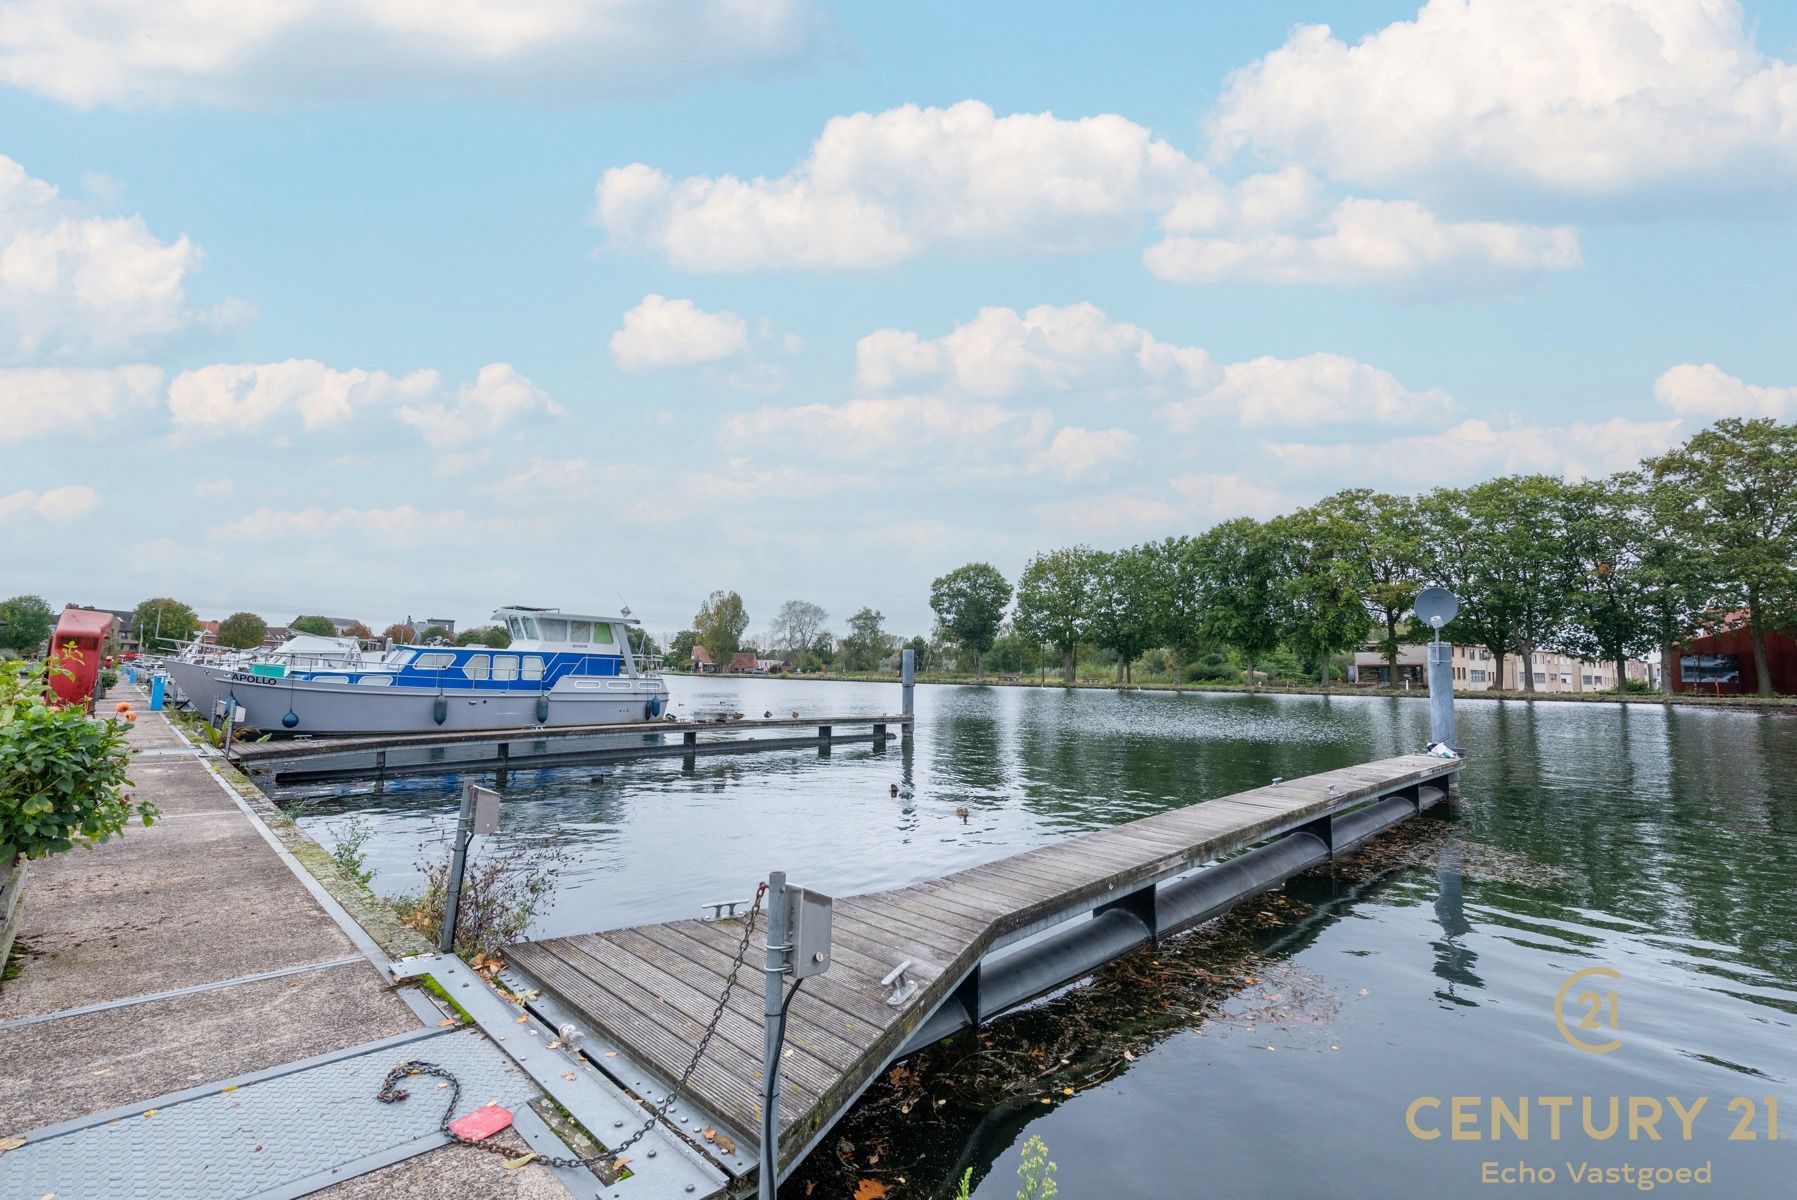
[665, 671, 1797, 712]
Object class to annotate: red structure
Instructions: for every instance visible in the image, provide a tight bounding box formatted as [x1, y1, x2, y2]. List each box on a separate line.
[1668, 626, 1797, 696]
[47, 607, 116, 711]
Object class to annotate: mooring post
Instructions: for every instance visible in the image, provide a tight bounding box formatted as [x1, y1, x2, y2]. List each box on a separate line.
[760, 870, 791, 1200]
[901, 647, 915, 743]
[496, 741, 509, 788]
[439, 783, 501, 955]
[1427, 638, 1456, 750]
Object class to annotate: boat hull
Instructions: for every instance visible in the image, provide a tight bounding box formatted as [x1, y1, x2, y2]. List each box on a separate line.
[163, 658, 232, 715]
[204, 667, 669, 736]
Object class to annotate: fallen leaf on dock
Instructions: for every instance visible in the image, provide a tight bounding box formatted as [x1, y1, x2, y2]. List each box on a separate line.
[141, 1110, 158, 1118]
[436, 1019, 455, 1028]
[702, 1127, 716, 1142]
[715, 1133, 736, 1154]
[503, 1154, 537, 1170]
[852, 1180, 889, 1200]
[612, 1156, 631, 1171]
[561, 1072, 576, 1081]
[0, 1136, 26, 1154]
[514, 1015, 528, 1024]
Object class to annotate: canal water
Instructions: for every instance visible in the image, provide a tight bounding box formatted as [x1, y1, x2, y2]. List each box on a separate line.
[284, 678, 1797, 1199]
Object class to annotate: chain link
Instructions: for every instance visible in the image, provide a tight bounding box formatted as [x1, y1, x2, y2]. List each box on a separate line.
[377, 880, 767, 1172]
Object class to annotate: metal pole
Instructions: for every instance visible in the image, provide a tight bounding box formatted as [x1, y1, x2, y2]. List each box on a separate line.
[760, 870, 790, 1200]
[1427, 635, 1456, 750]
[438, 783, 477, 955]
[900, 648, 915, 719]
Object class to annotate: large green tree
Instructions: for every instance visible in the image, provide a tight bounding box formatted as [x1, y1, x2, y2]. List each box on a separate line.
[769, 600, 828, 662]
[1140, 535, 1208, 685]
[1634, 475, 1717, 697]
[1306, 490, 1422, 679]
[0, 594, 54, 655]
[1089, 547, 1159, 685]
[290, 615, 336, 637]
[216, 611, 267, 650]
[1268, 511, 1368, 688]
[839, 607, 890, 672]
[132, 597, 199, 649]
[1552, 473, 1660, 691]
[693, 590, 749, 664]
[1013, 546, 1099, 684]
[1191, 518, 1285, 689]
[928, 562, 1012, 679]
[1650, 418, 1797, 697]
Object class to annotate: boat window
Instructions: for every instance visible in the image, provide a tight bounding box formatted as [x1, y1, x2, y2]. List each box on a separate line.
[356, 675, 394, 687]
[567, 621, 591, 643]
[522, 617, 541, 640]
[412, 651, 456, 671]
[309, 675, 349, 684]
[388, 650, 415, 667]
[507, 616, 524, 639]
[591, 623, 615, 646]
[521, 656, 545, 681]
[492, 655, 520, 681]
[538, 618, 567, 642]
[462, 654, 491, 681]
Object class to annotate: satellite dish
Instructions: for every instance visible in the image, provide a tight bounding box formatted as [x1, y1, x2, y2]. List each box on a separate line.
[1414, 586, 1459, 630]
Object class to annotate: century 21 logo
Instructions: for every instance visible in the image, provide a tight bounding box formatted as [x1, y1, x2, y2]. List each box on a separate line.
[1555, 966, 1622, 1054]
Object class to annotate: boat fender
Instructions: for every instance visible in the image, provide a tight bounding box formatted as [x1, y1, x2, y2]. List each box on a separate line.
[281, 711, 300, 729]
[432, 696, 448, 726]
[535, 695, 550, 723]
[645, 695, 663, 720]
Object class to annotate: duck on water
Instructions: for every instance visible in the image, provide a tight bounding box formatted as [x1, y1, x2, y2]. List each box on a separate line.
[192, 606, 669, 736]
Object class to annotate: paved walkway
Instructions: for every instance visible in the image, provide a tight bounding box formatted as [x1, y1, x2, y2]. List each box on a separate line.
[0, 685, 571, 1199]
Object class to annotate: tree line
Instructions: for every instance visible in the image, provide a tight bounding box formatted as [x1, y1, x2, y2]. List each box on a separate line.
[925, 417, 1795, 698]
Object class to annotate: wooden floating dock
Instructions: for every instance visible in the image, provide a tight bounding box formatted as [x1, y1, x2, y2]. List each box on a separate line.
[504, 753, 1461, 1185]
[228, 713, 913, 785]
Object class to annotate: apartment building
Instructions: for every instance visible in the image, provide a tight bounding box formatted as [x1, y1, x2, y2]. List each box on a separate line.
[1352, 644, 1645, 692]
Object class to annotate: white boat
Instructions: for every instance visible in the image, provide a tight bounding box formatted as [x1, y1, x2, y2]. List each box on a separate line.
[162, 632, 369, 718]
[199, 607, 668, 736]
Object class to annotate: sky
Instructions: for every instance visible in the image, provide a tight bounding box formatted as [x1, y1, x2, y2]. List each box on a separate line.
[3, 0, 1795, 642]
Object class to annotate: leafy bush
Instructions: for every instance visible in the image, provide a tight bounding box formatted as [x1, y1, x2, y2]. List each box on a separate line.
[1, 658, 154, 861]
[392, 837, 571, 959]
[99, 668, 119, 692]
[329, 817, 376, 887]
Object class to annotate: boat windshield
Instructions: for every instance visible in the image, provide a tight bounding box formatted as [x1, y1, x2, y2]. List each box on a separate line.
[522, 616, 541, 639]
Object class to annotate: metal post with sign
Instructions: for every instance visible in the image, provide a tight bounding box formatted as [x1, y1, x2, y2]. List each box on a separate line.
[760, 872, 832, 1200]
[1415, 586, 1459, 752]
[438, 783, 501, 955]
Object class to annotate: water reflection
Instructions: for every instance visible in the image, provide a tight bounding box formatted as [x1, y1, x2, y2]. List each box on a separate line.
[281, 679, 1797, 1199]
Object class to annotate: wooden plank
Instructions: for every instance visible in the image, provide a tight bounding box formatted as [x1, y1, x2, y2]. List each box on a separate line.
[833, 900, 973, 960]
[505, 943, 777, 1135]
[659, 920, 909, 1030]
[852, 890, 990, 941]
[552, 934, 843, 1098]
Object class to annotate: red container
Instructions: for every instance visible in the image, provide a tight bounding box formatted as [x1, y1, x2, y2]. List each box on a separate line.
[47, 608, 116, 712]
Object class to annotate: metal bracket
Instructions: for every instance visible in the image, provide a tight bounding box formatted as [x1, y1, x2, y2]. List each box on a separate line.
[881, 960, 917, 1006]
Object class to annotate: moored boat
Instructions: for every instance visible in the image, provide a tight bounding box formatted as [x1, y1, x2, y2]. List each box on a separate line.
[202, 607, 667, 736]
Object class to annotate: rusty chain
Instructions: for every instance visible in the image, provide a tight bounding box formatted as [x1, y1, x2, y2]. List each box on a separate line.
[377, 880, 767, 1171]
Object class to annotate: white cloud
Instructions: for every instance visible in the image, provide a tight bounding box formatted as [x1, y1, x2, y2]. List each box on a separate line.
[0, 364, 162, 442]
[1162, 352, 1452, 430]
[168, 359, 438, 434]
[1168, 472, 1294, 520]
[209, 504, 477, 542]
[166, 359, 557, 445]
[1266, 416, 1686, 489]
[0, 0, 822, 109]
[856, 303, 1212, 398]
[1043, 426, 1138, 479]
[725, 394, 1054, 467]
[610, 294, 748, 371]
[1206, 0, 1797, 201]
[1653, 363, 1796, 420]
[0, 483, 100, 523]
[1030, 471, 1293, 541]
[596, 100, 1580, 290]
[192, 476, 233, 497]
[1145, 198, 1579, 290]
[0, 155, 232, 360]
[395, 363, 562, 447]
[596, 100, 1203, 271]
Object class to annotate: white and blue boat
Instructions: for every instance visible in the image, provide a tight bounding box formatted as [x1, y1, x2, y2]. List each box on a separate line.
[201, 607, 669, 736]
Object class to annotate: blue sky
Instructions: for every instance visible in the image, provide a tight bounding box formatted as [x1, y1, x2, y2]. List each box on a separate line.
[4, 0, 1795, 642]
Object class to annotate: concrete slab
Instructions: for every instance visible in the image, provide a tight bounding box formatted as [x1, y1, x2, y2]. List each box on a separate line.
[0, 960, 417, 1132]
[314, 1133, 576, 1200]
[0, 804, 362, 1018]
[120, 760, 238, 815]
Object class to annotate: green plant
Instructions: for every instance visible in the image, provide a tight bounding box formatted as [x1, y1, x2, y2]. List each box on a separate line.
[1, 657, 154, 861]
[954, 1167, 973, 1199]
[1016, 1135, 1057, 1200]
[99, 668, 119, 691]
[329, 816, 376, 887]
[392, 838, 572, 960]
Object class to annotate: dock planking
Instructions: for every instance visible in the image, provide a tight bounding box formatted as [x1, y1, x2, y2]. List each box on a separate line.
[505, 752, 1459, 1177]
